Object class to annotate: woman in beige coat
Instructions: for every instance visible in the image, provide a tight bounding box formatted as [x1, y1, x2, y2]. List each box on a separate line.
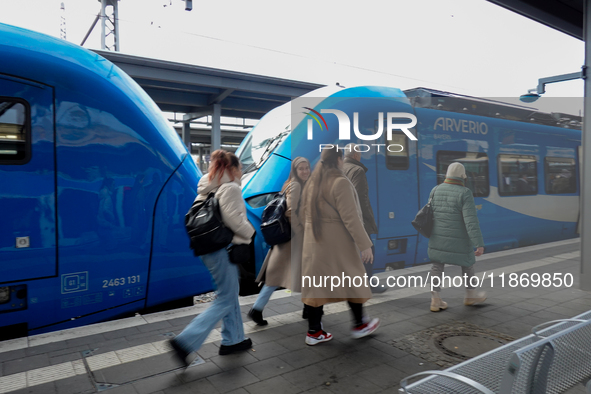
[300, 146, 380, 346]
[249, 157, 311, 325]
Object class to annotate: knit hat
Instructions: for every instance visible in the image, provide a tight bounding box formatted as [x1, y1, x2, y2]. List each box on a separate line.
[446, 162, 467, 179]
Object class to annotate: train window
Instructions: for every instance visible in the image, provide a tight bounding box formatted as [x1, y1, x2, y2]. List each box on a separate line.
[498, 154, 538, 196]
[386, 131, 409, 170]
[0, 99, 30, 164]
[436, 151, 489, 197]
[545, 157, 576, 194]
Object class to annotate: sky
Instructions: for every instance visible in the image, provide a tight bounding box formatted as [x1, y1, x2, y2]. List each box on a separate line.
[0, 0, 585, 115]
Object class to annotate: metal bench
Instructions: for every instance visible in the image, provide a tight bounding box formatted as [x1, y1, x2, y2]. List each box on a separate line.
[399, 310, 591, 394]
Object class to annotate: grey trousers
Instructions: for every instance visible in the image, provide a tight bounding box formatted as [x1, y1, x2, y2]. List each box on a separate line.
[430, 262, 476, 292]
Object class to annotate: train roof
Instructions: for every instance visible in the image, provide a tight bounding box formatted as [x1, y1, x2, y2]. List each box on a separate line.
[1, 23, 116, 91]
[404, 87, 582, 130]
[0, 22, 187, 159]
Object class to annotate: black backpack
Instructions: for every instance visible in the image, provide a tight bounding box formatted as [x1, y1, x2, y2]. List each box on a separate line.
[185, 192, 234, 256]
[260, 191, 292, 246]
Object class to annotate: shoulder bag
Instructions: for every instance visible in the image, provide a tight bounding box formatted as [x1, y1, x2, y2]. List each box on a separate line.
[260, 191, 292, 246]
[412, 185, 439, 238]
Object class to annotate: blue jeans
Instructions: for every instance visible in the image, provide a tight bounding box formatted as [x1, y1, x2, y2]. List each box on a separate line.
[253, 285, 278, 311]
[174, 248, 245, 352]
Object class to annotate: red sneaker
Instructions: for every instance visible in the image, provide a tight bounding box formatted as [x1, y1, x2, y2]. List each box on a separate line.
[305, 330, 333, 346]
[351, 318, 380, 339]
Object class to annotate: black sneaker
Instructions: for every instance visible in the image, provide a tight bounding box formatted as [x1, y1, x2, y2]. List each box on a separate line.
[248, 308, 268, 326]
[219, 338, 253, 355]
[169, 338, 190, 367]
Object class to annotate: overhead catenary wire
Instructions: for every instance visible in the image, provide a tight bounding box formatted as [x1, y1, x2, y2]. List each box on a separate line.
[68, 7, 467, 93]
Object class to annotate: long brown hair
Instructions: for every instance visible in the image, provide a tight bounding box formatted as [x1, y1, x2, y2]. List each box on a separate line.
[208, 149, 240, 183]
[301, 147, 343, 241]
[281, 156, 310, 192]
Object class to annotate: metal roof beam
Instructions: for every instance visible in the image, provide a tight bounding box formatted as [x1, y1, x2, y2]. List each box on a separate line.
[133, 78, 221, 94]
[158, 105, 274, 120]
[183, 110, 213, 122]
[112, 63, 317, 97]
[144, 88, 209, 107]
[208, 89, 234, 105]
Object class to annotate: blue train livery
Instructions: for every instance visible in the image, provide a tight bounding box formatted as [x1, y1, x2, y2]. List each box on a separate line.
[0, 23, 213, 338]
[237, 85, 580, 274]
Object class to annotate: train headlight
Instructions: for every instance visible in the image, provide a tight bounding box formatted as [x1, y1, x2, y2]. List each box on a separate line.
[0, 287, 9, 304]
[246, 193, 276, 208]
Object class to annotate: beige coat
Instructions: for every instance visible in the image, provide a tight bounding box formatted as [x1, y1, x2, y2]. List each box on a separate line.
[195, 172, 254, 245]
[301, 173, 373, 307]
[256, 181, 304, 292]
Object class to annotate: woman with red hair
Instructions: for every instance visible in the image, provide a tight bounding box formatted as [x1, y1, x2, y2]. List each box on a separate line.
[170, 150, 254, 366]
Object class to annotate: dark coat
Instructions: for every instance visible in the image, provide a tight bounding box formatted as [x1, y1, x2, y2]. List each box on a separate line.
[427, 178, 484, 267]
[342, 157, 378, 235]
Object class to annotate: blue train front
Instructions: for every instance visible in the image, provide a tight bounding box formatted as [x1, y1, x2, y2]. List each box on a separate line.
[237, 86, 581, 275]
[0, 23, 213, 337]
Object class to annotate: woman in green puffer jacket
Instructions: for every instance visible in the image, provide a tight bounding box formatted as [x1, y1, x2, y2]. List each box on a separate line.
[428, 162, 486, 312]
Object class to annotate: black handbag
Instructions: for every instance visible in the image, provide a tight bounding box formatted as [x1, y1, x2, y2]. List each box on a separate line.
[185, 192, 234, 256]
[412, 186, 438, 238]
[260, 191, 292, 246]
[227, 243, 251, 266]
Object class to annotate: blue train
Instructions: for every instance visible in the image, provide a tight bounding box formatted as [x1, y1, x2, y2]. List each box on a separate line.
[0, 23, 215, 338]
[237, 85, 581, 274]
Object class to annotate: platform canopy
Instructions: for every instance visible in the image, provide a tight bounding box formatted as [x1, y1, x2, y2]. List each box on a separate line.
[92, 49, 324, 151]
[93, 50, 324, 119]
[487, 0, 583, 40]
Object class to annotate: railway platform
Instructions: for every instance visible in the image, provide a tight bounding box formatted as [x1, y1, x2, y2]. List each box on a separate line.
[0, 238, 589, 394]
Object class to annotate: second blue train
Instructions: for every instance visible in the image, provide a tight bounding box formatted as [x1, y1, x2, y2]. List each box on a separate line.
[237, 85, 580, 272]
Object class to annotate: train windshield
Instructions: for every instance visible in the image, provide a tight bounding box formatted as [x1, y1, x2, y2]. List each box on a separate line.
[238, 105, 290, 174]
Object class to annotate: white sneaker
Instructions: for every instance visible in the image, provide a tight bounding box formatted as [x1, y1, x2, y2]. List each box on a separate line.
[305, 330, 333, 346]
[351, 318, 380, 339]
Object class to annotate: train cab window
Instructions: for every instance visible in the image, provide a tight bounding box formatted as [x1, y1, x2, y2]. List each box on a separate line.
[385, 131, 409, 170]
[0, 99, 30, 164]
[498, 154, 537, 196]
[545, 157, 576, 194]
[436, 151, 489, 197]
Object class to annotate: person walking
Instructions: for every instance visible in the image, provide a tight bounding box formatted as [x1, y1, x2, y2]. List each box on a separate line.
[342, 144, 386, 293]
[300, 146, 380, 345]
[428, 162, 486, 312]
[170, 150, 255, 366]
[249, 157, 311, 325]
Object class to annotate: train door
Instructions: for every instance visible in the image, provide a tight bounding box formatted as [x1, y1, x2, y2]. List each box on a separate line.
[0, 75, 56, 283]
[370, 128, 420, 270]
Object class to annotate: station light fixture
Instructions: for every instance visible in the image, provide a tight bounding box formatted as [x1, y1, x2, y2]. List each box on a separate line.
[520, 68, 585, 103]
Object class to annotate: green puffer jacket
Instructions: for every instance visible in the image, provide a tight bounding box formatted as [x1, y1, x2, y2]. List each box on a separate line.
[427, 177, 484, 267]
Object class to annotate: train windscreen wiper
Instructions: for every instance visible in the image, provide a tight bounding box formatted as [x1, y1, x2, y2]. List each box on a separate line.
[246, 131, 289, 174]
